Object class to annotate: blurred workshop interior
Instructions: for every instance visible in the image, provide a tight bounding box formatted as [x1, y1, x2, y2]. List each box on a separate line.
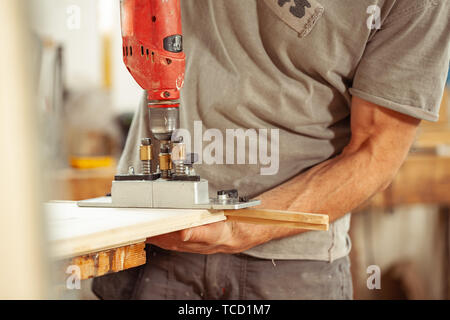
[0, 0, 449, 300]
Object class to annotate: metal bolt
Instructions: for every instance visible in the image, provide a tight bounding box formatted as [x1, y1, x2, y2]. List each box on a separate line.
[172, 136, 183, 143]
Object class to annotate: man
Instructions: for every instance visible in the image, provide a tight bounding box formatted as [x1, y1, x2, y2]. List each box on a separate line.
[93, 0, 449, 299]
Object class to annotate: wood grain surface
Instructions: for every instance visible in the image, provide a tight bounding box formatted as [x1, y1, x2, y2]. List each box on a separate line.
[46, 201, 226, 259]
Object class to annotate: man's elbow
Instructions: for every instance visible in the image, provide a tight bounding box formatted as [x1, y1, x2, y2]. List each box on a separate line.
[372, 146, 409, 194]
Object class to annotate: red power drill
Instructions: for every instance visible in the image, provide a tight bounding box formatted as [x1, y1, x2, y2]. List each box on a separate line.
[120, 0, 186, 178]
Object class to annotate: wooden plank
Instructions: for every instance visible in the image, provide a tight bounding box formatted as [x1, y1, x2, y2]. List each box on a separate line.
[62, 242, 146, 280]
[226, 208, 328, 224]
[225, 208, 329, 230]
[47, 201, 332, 260]
[59, 207, 329, 280]
[227, 216, 328, 231]
[46, 202, 226, 259]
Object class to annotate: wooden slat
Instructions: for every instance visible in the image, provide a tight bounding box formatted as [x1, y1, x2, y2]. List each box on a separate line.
[225, 208, 329, 225]
[227, 216, 328, 231]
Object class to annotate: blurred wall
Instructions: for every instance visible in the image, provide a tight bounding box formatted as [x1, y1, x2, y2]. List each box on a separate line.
[28, 0, 143, 113]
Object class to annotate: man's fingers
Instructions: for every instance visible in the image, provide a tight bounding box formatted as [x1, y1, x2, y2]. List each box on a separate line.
[178, 223, 223, 243]
[181, 221, 234, 244]
[148, 237, 221, 254]
[146, 221, 237, 254]
[147, 229, 210, 246]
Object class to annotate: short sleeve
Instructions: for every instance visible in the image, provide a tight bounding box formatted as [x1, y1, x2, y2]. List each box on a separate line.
[350, 0, 450, 122]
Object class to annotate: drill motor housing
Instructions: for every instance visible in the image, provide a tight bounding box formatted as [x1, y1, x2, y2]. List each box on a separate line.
[120, 0, 185, 102]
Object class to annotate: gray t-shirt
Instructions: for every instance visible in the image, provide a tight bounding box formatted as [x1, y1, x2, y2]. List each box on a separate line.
[119, 0, 449, 262]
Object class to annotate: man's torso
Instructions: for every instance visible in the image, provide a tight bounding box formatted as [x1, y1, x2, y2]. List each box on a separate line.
[176, 0, 391, 260]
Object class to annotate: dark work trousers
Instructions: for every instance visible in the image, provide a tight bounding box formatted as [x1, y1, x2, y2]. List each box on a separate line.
[92, 245, 353, 300]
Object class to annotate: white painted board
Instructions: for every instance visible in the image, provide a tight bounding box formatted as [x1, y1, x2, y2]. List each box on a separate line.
[45, 201, 226, 259]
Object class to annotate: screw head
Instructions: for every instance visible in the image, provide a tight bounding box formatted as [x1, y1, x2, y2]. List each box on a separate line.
[172, 136, 183, 143]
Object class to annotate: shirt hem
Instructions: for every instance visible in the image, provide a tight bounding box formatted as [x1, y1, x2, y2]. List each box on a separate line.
[349, 88, 439, 122]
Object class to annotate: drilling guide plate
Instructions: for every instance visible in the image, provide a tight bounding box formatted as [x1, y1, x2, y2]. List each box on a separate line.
[77, 179, 261, 210]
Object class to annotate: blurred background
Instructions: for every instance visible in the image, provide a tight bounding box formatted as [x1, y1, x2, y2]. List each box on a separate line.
[30, 0, 142, 184]
[0, 0, 449, 300]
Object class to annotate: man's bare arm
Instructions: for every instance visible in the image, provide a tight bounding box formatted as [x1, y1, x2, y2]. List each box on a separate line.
[260, 96, 421, 223]
[148, 97, 421, 253]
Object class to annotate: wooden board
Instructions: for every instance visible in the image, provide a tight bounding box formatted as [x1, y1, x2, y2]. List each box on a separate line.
[226, 216, 328, 231]
[57, 209, 330, 283]
[45, 201, 226, 259]
[225, 208, 329, 231]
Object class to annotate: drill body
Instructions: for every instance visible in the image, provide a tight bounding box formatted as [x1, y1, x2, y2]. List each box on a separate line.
[120, 0, 186, 179]
[121, 0, 185, 103]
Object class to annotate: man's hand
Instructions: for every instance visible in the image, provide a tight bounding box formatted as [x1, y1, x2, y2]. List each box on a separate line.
[147, 219, 282, 254]
[148, 96, 421, 254]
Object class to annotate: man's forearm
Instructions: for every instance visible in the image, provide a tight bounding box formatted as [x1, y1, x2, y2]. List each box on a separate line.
[254, 98, 420, 242]
[257, 146, 403, 240]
